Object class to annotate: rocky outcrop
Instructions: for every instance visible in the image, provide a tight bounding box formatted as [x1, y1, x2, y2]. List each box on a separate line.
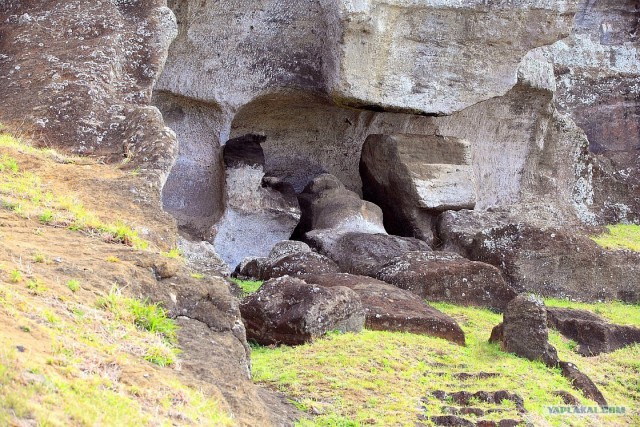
[377, 252, 516, 311]
[306, 231, 430, 277]
[438, 209, 640, 303]
[240, 276, 365, 346]
[547, 307, 640, 356]
[0, 0, 178, 184]
[326, 0, 579, 114]
[361, 134, 475, 244]
[302, 273, 466, 345]
[213, 134, 301, 268]
[544, 0, 640, 224]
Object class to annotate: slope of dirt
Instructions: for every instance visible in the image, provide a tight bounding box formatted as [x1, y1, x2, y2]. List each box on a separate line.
[0, 132, 297, 426]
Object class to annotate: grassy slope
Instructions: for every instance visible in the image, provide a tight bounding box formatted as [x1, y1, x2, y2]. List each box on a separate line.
[592, 224, 640, 252]
[0, 131, 233, 426]
[252, 301, 640, 427]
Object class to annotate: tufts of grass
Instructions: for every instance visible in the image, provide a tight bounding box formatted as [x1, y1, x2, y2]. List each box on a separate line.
[26, 279, 47, 296]
[0, 138, 148, 250]
[252, 302, 640, 427]
[9, 269, 22, 283]
[97, 287, 179, 366]
[162, 248, 183, 260]
[592, 224, 640, 252]
[66, 279, 80, 293]
[229, 278, 263, 296]
[106, 255, 120, 263]
[190, 272, 205, 280]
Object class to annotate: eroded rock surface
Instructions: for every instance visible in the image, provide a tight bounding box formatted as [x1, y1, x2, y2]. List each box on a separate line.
[361, 134, 475, 244]
[438, 209, 640, 303]
[377, 252, 516, 311]
[240, 276, 365, 346]
[0, 0, 178, 183]
[296, 174, 385, 236]
[302, 273, 466, 345]
[213, 134, 301, 267]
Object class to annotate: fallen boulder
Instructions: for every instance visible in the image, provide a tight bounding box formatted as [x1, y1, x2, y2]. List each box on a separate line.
[491, 295, 559, 366]
[377, 252, 516, 311]
[306, 231, 430, 277]
[547, 307, 640, 356]
[302, 273, 465, 345]
[240, 276, 365, 346]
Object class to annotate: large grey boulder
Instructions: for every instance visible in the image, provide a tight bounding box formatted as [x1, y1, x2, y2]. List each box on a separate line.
[213, 135, 301, 268]
[326, 0, 578, 114]
[302, 273, 465, 345]
[361, 134, 475, 244]
[240, 276, 365, 346]
[377, 251, 516, 311]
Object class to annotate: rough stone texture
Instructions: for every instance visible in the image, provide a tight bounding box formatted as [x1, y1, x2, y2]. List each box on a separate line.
[547, 307, 640, 356]
[154, 92, 226, 237]
[499, 295, 559, 366]
[306, 231, 431, 278]
[0, 0, 179, 185]
[377, 252, 516, 312]
[302, 273, 465, 345]
[558, 361, 607, 406]
[428, 51, 597, 224]
[361, 134, 475, 244]
[295, 174, 386, 236]
[265, 251, 341, 280]
[326, 0, 579, 114]
[213, 137, 301, 268]
[240, 276, 365, 346]
[545, 1, 640, 224]
[233, 240, 314, 280]
[438, 209, 640, 303]
[230, 92, 436, 194]
[489, 296, 608, 406]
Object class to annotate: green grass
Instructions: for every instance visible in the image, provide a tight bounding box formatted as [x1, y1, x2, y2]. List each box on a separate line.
[97, 287, 179, 366]
[592, 224, 640, 252]
[230, 278, 263, 295]
[0, 138, 148, 250]
[66, 279, 80, 293]
[162, 248, 183, 259]
[252, 301, 640, 427]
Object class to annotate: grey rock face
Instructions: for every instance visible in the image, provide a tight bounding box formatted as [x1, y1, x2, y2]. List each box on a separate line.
[377, 251, 516, 312]
[326, 0, 579, 114]
[240, 276, 365, 346]
[544, 1, 640, 224]
[361, 134, 476, 243]
[213, 136, 301, 268]
[302, 273, 466, 345]
[0, 0, 179, 185]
